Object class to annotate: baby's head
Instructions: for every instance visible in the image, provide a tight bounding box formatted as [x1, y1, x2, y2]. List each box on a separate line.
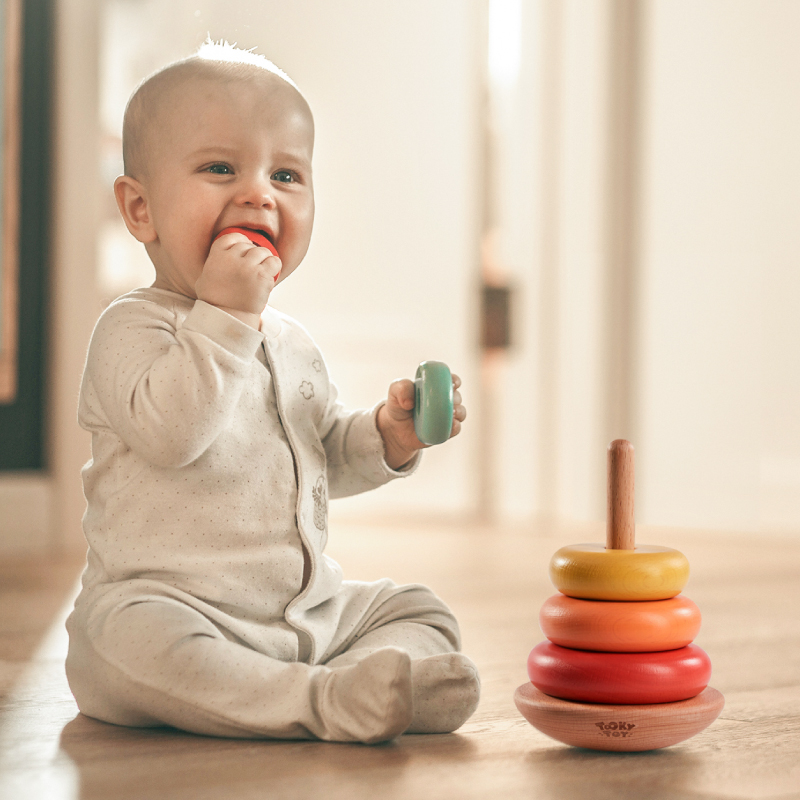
[115, 43, 315, 297]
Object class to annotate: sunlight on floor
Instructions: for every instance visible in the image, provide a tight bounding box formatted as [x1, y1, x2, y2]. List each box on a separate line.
[0, 576, 82, 799]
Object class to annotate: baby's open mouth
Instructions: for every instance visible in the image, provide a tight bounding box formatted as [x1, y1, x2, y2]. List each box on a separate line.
[244, 227, 271, 242]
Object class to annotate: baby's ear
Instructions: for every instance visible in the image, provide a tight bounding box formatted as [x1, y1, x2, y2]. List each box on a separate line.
[114, 176, 157, 243]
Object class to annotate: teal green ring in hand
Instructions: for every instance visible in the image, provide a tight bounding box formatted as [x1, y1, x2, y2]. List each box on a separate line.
[413, 361, 454, 446]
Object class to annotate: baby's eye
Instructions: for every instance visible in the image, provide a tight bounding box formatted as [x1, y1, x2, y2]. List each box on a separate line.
[206, 163, 233, 175]
[271, 170, 296, 184]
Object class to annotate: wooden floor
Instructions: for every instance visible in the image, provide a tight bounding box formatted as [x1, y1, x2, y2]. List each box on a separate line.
[1, 518, 799, 800]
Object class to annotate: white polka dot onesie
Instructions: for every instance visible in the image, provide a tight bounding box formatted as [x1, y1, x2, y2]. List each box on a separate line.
[65, 288, 480, 743]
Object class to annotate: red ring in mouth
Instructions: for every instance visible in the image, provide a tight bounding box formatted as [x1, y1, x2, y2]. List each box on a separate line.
[215, 227, 279, 258]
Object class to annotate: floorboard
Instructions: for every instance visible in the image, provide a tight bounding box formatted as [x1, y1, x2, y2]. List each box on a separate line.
[0, 518, 798, 799]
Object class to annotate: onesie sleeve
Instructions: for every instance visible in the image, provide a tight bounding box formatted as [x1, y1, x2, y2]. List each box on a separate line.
[79, 295, 264, 468]
[318, 384, 421, 500]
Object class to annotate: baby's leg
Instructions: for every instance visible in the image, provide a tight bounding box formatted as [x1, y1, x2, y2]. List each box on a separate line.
[66, 598, 412, 743]
[321, 583, 480, 734]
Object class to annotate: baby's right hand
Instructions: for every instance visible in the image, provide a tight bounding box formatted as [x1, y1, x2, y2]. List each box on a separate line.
[195, 232, 281, 328]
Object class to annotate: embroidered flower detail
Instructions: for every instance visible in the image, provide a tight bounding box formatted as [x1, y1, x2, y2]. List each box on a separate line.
[312, 359, 322, 373]
[312, 475, 327, 530]
[299, 381, 315, 400]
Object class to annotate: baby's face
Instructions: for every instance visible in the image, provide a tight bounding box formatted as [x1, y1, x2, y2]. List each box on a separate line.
[140, 74, 314, 297]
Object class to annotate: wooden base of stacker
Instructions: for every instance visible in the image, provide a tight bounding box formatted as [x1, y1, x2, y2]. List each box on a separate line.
[514, 683, 724, 752]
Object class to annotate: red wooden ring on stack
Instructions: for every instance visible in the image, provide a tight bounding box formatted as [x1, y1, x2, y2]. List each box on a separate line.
[527, 641, 712, 704]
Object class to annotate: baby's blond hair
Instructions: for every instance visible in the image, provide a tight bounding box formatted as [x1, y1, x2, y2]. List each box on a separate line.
[122, 41, 301, 179]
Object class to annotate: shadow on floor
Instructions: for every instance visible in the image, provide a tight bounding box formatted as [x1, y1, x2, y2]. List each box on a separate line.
[59, 713, 481, 800]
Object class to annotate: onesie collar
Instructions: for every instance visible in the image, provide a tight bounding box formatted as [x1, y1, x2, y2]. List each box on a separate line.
[259, 306, 282, 340]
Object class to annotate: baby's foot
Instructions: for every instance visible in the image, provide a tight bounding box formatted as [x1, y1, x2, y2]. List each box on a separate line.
[319, 647, 413, 744]
[407, 653, 481, 733]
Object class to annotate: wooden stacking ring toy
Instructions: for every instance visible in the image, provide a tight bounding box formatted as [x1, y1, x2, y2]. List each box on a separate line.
[413, 361, 454, 445]
[527, 641, 712, 704]
[514, 439, 724, 751]
[214, 226, 280, 258]
[540, 593, 701, 652]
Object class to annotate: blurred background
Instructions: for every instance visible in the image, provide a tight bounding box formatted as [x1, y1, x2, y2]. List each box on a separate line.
[1, 0, 798, 554]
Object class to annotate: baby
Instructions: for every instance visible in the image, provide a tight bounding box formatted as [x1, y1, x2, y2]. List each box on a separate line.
[65, 43, 479, 744]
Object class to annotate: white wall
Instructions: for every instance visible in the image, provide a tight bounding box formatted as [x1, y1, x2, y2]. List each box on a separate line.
[22, 0, 485, 556]
[492, 0, 622, 525]
[490, 0, 800, 533]
[49, 0, 104, 552]
[5, 0, 799, 554]
[636, 0, 800, 532]
[98, 0, 483, 520]
[480, 0, 542, 519]
[549, 0, 613, 521]
[93, 0, 800, 534]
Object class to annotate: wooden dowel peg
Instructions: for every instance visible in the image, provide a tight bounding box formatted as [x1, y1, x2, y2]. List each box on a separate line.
[607, 439, 635, 550]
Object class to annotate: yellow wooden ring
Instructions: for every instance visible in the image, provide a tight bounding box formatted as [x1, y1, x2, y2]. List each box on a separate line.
[549, 544, 689, 601]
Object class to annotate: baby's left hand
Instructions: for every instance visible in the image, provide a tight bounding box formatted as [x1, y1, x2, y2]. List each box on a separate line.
[376, 374, 466, 470]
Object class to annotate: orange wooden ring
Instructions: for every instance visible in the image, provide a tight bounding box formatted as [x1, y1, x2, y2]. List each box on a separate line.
[527, 641, 711, 704]
[539, 593, 701, 652]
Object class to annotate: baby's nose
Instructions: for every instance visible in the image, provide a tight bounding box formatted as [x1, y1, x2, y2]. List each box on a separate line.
[236, 176, 276, 208]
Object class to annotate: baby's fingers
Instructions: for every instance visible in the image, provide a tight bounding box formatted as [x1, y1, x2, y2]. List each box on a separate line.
[450, 396, 467, 438]
[387, 378, 415, 416]
[451, 374, 465, 438]
[256, 253, 282, 282]
[234, 245, 281, 281]
[212, 231, 252, 252]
